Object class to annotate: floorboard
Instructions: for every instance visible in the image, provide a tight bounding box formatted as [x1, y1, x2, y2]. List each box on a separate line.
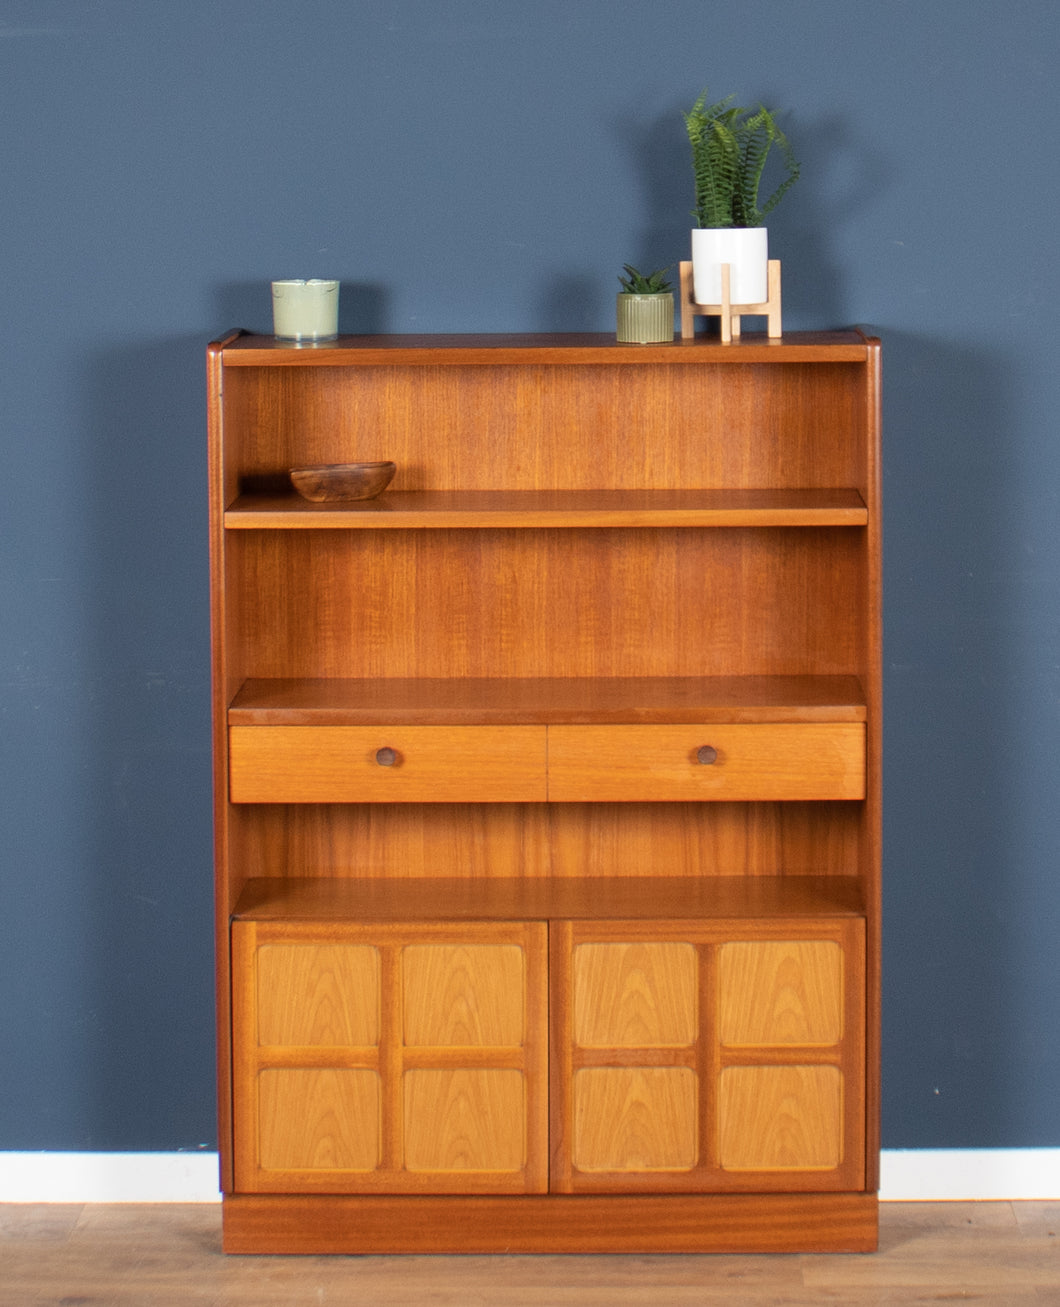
[0, 1202, 1056, 1305]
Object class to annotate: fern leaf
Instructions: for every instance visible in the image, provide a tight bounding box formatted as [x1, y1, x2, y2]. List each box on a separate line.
[736, 108, 774, 226]
[756, 123, 800, 221]
[684, 88, 798, 229]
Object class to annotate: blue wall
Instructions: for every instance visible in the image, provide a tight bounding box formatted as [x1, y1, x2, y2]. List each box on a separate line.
[2, 0, 1058, 1152]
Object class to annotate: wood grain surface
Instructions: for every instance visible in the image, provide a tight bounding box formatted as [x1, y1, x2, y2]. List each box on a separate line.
[207, 331, 883, 1250]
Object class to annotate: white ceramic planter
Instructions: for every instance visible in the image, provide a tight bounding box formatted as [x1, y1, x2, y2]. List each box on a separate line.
[691, 228, 768, 305]
[616, 293, 674, 343]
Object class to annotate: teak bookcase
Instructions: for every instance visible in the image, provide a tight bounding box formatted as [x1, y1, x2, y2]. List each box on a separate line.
[207, 329, 882, 1254]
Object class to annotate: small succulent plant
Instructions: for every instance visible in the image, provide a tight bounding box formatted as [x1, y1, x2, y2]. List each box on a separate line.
[617, 264, 674, 295]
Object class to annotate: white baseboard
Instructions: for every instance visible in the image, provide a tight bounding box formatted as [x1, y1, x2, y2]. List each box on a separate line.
[1, 1149, 1058, 1203]
[879, 1148, 1060, 1201]
[0, 1152, 221, 1202]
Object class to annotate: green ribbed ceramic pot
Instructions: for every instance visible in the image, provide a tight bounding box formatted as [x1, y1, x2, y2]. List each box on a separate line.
[615, 292, 674, 343]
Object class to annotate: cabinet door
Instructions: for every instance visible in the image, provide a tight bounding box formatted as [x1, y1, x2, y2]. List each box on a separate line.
[551, 918, 865, 1193]
[231, 920, 548, 1193]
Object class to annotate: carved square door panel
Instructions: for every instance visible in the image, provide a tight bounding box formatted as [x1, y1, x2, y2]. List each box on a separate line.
[550, 918, 865, 1193]
[231, 920, 549, 1194]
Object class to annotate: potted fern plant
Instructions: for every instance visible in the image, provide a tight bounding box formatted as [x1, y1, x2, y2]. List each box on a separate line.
[615, 264, 674, 343]
[684, 90, 799, 306]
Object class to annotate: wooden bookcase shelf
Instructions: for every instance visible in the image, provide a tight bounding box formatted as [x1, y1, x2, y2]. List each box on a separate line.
[232, 875, 867, 924]
[224, 487, 868, 529]
[208, 329, 881, 1254]
[228, 675, 867, 725]
[217, 329, 871, 366]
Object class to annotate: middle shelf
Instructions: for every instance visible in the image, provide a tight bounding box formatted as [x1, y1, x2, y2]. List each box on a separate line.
[226, 677, 868, 806]
[228, 675, 868, 725]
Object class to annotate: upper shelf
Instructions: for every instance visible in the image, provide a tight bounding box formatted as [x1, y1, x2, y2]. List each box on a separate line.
[212, 329, 877, 367]
[224, 487, 868, 529]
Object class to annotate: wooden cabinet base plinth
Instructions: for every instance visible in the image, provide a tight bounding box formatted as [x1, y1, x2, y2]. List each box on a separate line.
[222, 1192, 879, 1255]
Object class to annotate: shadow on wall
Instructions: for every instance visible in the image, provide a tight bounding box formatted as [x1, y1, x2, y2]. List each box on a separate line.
[611, 100, 692, 306]
[779, 109, 894, 327]
[75, 332, 216, 1148]
[534, 272, 602, 333]
[524, 100, 693, 334]
[880, 330, 1050, 1146]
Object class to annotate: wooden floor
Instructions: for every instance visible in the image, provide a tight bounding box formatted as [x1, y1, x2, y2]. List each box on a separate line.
[0, 1202, 1056, 1305]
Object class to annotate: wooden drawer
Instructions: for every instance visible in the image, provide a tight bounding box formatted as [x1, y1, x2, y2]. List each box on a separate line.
[546, 724, 865, 802]
[229, 725, 547, 803]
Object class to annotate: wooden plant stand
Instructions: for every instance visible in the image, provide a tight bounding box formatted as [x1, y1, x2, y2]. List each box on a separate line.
[679, 259, 782, 341]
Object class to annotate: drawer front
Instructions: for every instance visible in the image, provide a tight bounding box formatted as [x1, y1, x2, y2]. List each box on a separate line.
[547, 724, 865, 802]
[229, 725, 547, 803]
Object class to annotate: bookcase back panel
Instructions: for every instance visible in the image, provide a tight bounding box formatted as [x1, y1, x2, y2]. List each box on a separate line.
[226, 528, 864, 681]
[227, 800, 861, 883]
[222, 364, 867, 496]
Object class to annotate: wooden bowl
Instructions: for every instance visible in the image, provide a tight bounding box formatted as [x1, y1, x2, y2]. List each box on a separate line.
[289, 461, 396, 502]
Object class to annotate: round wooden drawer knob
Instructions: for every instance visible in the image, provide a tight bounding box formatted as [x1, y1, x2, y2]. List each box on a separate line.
[375, 746, 400, 767]
[696, 745, 719, 765]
